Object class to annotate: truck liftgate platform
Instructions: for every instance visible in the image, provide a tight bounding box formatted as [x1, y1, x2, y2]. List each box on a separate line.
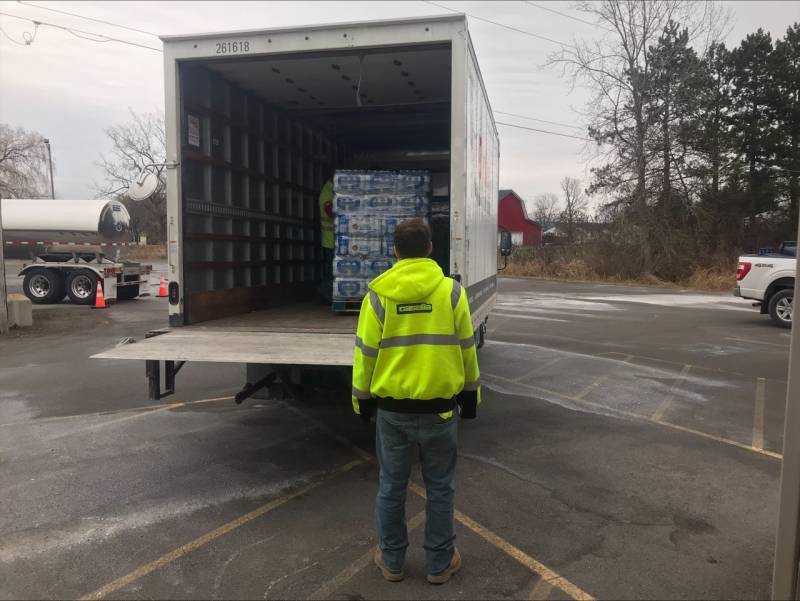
[92, 304, 357, 401]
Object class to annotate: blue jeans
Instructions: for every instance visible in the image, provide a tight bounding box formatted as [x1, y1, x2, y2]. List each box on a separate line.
[375, 409, 458, 575]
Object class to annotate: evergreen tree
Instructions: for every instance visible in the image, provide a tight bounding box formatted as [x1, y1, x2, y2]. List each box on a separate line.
[646, 21, 703, 216]
[773, 23, 800, 226]
[729, 30, 778, 220]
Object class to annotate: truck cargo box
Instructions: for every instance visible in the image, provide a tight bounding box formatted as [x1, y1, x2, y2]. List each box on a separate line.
[94, 14, 500, 399]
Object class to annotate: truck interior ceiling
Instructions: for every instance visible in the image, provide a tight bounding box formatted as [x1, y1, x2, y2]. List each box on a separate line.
[178, 43, 452, 325]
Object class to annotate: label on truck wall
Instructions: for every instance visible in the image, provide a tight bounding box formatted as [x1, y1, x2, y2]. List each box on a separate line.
[187, 115, 200, 148]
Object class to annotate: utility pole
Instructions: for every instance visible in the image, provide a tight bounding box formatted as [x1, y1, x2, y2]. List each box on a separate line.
[0, 196, 8, 335]
[43, 138, 55, 199]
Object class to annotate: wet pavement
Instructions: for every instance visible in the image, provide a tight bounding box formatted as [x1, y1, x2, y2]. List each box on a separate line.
[0, 274, 786, 599]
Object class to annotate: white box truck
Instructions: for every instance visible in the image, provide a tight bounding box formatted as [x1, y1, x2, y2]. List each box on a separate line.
[94, 14, 503, 401]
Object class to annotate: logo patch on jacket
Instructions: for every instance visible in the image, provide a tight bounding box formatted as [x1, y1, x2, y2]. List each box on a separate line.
[397, 302, 433, 315]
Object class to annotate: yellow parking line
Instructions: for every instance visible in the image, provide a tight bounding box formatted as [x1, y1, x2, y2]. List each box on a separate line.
[285, 406, 593, 601]
[79, 458, 364, 601]
[594, 350, 787, 384]
[752, 378, 766, 450]
[574, 355, 633, 400]
[407, 482, 593, 600]
[308, 511, 426, 600]
[726, 336, 789, 349]
[651, 364, 692, 421]
[48, 396, 235, 441]
[484, 373, 782, 460]
[0, 395, 235, 429]
[454, 506, 592, 600]
[514, 357, 564, 383]
[651, 417, 781, 459]
[414, 486, 593, 601]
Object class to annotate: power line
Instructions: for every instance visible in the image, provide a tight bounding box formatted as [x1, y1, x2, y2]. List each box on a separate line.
[0, 10, 161, 51]
[16, 1, 160, 38]
[494, 110, 585, 131]
[424, 1, 567, 47]
[522, 1, 607, 30]
[496, 120, 592, 141]
[0, 24, 28, 45]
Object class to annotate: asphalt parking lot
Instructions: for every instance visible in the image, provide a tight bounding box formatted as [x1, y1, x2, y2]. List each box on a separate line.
[0, 269, 788, 600]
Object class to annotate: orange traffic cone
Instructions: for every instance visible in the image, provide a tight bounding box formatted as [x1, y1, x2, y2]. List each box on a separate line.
[93, 280, 108, 309]
[157, 276, 168, 298]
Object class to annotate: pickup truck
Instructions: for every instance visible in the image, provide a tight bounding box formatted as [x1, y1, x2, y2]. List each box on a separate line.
[735, 245, 796, 328]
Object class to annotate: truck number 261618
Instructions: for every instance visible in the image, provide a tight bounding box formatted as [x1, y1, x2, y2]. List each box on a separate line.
[216, 40, 250, 54]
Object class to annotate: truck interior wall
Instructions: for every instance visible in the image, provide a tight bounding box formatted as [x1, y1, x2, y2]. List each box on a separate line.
[178, 44, 452, 326]
[179, 63, 341, 324]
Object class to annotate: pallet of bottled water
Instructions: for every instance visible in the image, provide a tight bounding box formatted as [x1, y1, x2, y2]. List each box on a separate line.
[331, 170, 430, 311]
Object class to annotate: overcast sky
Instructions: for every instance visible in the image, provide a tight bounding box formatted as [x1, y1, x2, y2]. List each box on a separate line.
[1, 1, 797, 210]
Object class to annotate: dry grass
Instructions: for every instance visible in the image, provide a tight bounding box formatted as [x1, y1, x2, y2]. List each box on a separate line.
[679, 265, 737, 292]
[125, 244, 167, 260]
[504, 252, 736, 292]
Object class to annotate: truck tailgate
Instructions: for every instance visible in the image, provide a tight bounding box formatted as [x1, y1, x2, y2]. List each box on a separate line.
[92, 330, 355, 366]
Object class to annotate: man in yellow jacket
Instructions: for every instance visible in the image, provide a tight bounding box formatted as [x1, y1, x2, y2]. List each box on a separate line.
[352, 218, 480, 585]
[319, 178, 335, 302]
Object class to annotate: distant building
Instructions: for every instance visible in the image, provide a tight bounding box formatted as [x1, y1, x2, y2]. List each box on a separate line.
[498, 189, 542, 246]
[543, 221, 608, 244]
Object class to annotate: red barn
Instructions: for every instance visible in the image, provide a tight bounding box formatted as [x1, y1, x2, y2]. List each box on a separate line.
[498, 189, 542, 247]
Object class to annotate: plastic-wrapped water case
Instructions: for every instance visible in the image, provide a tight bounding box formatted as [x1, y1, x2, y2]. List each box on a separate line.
[334, 194, 362, 213]
[333, 172, 365, 195]
[333, 257, 365, 278]
[396, 172, 431, 195]
[395, 194, 430, 214]
[336, 235, 382, 257]
[336, 214, 383, 238]
[383, 234, 395, 258]
[364, 195, 429, 214]
[363, 258, 395, 278]
[382, 215, 429, 237]
[333, 277, 371, 299]
[333, 170, 431, 196]
[331, 169, 431, 305]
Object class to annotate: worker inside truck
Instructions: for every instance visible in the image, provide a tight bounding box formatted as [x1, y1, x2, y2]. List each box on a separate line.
[318, 172, 335, 303]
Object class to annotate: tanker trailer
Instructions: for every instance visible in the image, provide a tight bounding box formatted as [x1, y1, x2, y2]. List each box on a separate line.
[1, 198, 152, 305]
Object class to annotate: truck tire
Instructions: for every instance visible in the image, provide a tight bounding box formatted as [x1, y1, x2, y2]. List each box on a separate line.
[117, 285, 140, 301]
[768, 289, 793, 328]
[66, 269, 98, 305]
[22, 267, 66, 304]
[474, 322, 486, 350]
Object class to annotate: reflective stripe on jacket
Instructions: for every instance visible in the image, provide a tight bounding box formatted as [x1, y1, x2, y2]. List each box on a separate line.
[319, 180, 334, 249]
[351, 257, 481, 418]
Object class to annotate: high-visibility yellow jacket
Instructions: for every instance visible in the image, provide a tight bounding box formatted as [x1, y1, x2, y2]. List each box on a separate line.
[352, 258, 481, 418]
[319, 180, 335, 249]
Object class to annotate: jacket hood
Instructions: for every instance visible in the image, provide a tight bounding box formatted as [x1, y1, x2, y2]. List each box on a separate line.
[369, 258, 444, 302]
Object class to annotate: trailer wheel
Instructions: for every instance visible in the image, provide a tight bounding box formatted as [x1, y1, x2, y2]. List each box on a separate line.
[117, 285, 140, 301]
[768, 289, 793, 328]
[22, 267, 66, 304]
[66, 270, 98, 305]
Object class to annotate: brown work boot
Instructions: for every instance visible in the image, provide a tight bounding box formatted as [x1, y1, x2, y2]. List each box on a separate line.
[374, 547, 404, 582]
[427, 548, 462, 584]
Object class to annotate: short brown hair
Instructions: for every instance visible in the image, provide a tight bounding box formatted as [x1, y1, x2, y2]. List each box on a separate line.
[393, 218, 431, 258]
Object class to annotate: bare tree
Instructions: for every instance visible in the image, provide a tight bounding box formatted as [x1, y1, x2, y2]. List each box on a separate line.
[96, 109, 166, 243]
[0, 124, 51, 198]
[560, 177, 589, 241]
[549, 0, 729, 269]
[531, 193, 561, 228]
